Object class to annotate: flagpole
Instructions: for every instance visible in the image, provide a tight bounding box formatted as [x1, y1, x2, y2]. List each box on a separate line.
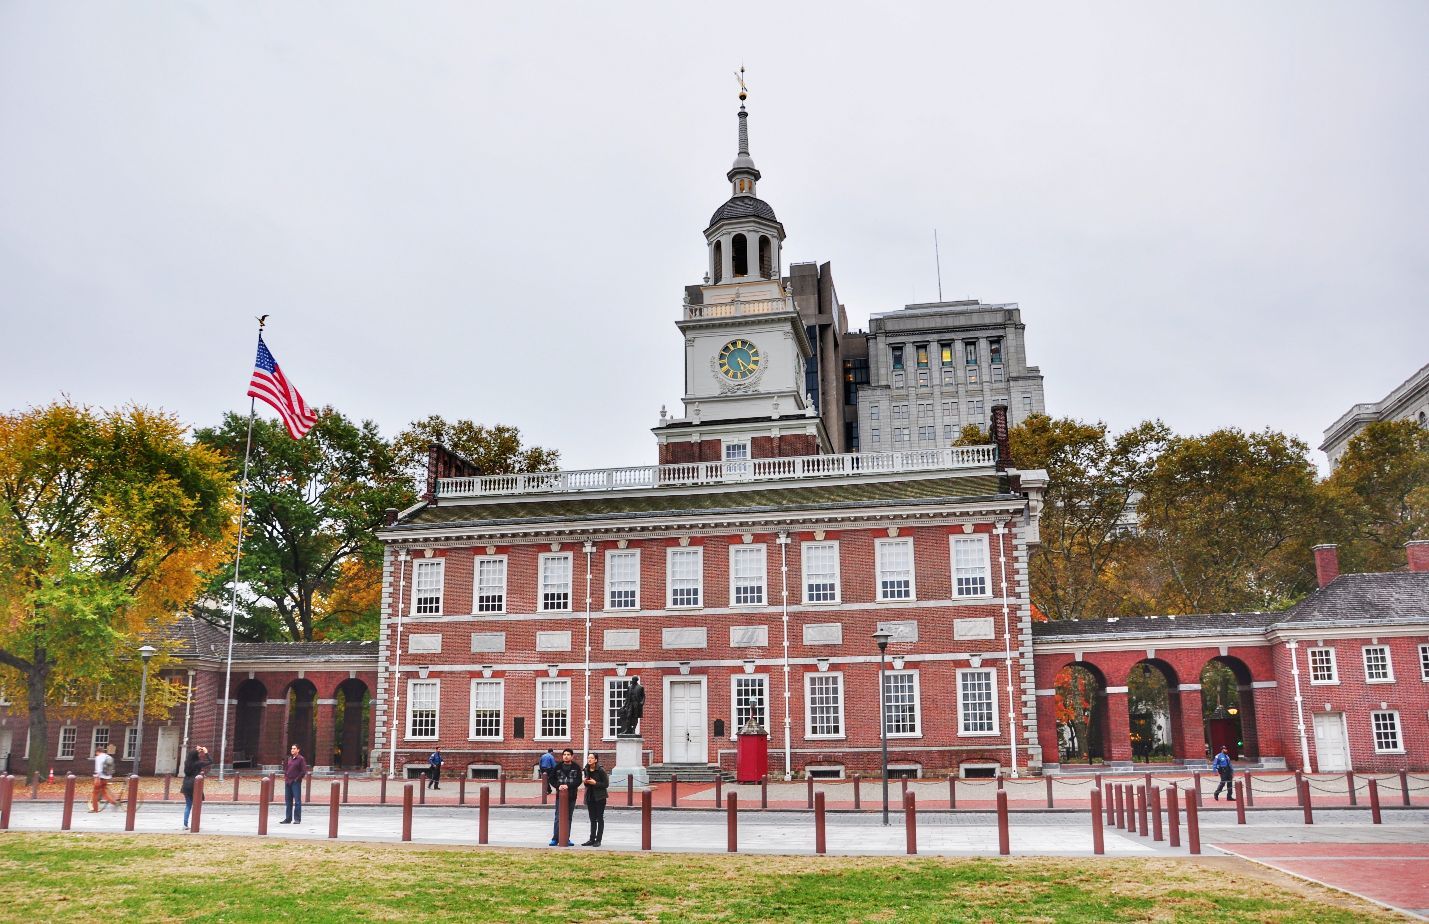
[217, 319, 264, 782]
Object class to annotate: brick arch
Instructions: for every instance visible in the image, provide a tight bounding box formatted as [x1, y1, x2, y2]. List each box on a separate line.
[1200, 654, 1261, 761]
[285, 679, 319, 761]
[1036, 659, 1111, 767]
[1127, 658, 1182, 763]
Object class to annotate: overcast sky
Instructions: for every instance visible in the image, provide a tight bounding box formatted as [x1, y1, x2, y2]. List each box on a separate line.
[2, 2, 1426, 472]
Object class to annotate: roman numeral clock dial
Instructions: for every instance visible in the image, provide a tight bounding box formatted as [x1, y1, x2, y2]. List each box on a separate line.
[717, 339, 762, 382]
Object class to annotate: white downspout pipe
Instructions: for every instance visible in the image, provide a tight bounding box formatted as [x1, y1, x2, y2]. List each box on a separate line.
[387, 549, 409, 779]
[778, 530, 792, 781]
[1287, 641, 1313, 772]
[179, 669, 195, 764]
[582, 541, 594, 759]
[996, 521, 1018, 777]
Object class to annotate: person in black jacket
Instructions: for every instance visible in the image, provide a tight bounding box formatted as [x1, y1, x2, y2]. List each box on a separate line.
[181, 745, 211, 830]
[546, 748, 582, 846]
[580, 753, 609, 847]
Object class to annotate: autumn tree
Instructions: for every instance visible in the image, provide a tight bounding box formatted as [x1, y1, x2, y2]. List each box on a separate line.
[195, 409, 414, 642]
[0, 403, 234, 778]
[1322, 420, 1429, 572]
[392, 416, 560, 487]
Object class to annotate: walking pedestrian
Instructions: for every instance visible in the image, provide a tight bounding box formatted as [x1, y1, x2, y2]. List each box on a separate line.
[538, 747, 556, 784]
[180, 745, 211, 829]
[427, 747, 443, 789]
[546, 748, 582, 847]
[580, 753, 609, 847]
[1212, 745, 1235, 800]
[280, 744, 307, 823]
[89, 744, 118, 812]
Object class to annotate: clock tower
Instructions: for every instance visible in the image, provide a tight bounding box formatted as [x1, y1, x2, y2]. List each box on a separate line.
[654, 87, 831, 465]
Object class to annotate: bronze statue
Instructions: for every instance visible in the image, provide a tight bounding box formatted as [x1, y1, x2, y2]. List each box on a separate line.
[616, 676, 644, 736]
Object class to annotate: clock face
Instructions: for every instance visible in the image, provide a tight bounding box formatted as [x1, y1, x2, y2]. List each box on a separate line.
[717, 339, 762, 381]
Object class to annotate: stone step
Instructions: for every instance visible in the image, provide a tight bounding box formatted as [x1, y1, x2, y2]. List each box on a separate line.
[644, 764, 731, 783]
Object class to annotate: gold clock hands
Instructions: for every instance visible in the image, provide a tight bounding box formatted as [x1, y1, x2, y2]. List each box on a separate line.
[737, 358, 750, 372]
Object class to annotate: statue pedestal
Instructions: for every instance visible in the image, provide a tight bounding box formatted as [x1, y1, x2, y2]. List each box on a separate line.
[608, 734, 648, 789]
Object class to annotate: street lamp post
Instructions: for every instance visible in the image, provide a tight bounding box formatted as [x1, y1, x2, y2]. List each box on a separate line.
[873, 629, 892, 826]
[135, 645, 157, 777]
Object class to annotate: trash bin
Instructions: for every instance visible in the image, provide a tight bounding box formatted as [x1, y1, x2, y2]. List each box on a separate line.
[736, 719, 768, 784]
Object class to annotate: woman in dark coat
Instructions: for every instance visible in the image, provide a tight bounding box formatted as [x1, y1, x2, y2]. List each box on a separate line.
[580, 753, 609, 846]
[181, 745, 212, 830]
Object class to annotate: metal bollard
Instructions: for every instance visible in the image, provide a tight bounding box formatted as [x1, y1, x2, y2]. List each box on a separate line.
[1095, 772, 1104, 793]
[1167, 786, 1181, 848]
[1185, 788, 1201, 854]
[1045, 775, 1054, 809]
[305, 772, 312, 804]
[807, 775, 814, 809]
[640, 789, 652, 851]
[557, 788, 571, 846]
[853, 773, 862, 811]
[949, 775, 957, 810]
[761, 775, 768, 810]
[996, 789, 1010, 856]
[0, 775, 13, 830]
[402, 783, 414, 841]
[1144, 771, 1152, 791]
[626, 774, 633, 807]
[1368, 777, 1382, 824]
[1346, 771, 1356, 806]
[901, 776, 909, 806]
[344, 773, 351, 805]
[1090, 788, 1105, 856]
[1244, 770, 1254, 808]
[500, 771, 508, 805]
[904, 791, 918, 855]
[233, 771, 241, 802]
[1192, 771, 1203, 807]
[258, 776, 271, 836]
[458, 775, 466, 807]
[122, 775, 139, 831]
[419, 778, 427, 805]
[814, 790, 827, 855]
[380, 774, 387, 805]
[189, 775, 204, 834]
[478, 786, 489, 845]
[1139, 786, 1151, 837]
[328, 782, 340, 839]
[1301, 779, 1313, 825]
[726, 791, 738, 852]
[1294, 770, 1304, 806]
[164, 774, 173, 802]
[541, 776, 549, 805]
[1150, 786, 1163, 841]
[1112, 784, 1123, 830]
[671, 774, 678, 808]
[714, 774, 723, 809]
[1234, 781, 1246, 825]
[61, 774, 76, 831]
[997, 772, 1004, 791]
[1400, 769, 1411, 806]
[1105, 780, 1115, 827]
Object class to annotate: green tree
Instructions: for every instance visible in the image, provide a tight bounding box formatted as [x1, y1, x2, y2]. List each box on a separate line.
[195, 409, 414, 642]
[0, 402, 234, 778]
[392, 416, 560, 487]
[1322, 420, 1429, 572]
[1138, 428, 1322, 613]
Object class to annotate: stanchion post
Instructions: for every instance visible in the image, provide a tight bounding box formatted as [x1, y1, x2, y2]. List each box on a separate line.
[761, 775, 768, 810]
[1185, 789, 1201, 854]
[1105, 780, 1115, 827]
[726, 791, 738, 852]
[1150, 785, 1163, 841]
[499, 770, 507, 806]
[419, 778, 426, 805]
[401, 783, 414, 842]
[670, 774, 678, 808]
[1294, 770, 1304, 806]
[996, 788, 1010, 856]
[1167, 786, 1181, 848]
[343, 772, 351, 805]
[1368, 777, 1382, 824]
[305, 772, 312, 805]
[904, 791, 918, 855]
[163, 774, 172, 802]
[478, 785, 489, 845]
[123, 775, 139, 831]
[328, 781, 340, 839]
[233, 771, 240, 802]
[1138, 786, 1149, 837]
[1112, 784, 1122, 829]
[557, 787, 571, 846]
[1234, 780, 1246, 825]
[1399, 769, 1410, 807]
[948, 775, 956, 810]
[900, 776, 908, 806]
[1090, 788, 1104, 856]
[1045, 775, 1054, 809]
[1192, 771, 1203, 808]
[0, 775, 13, 830]
[541, 776, 549, 805]
[1301, 779, 1313, 825]
[814, 790, 827, 855]
[258, 776, 270, 836]
[1144, 771, 1152, 791]
[807, 775, 814, 809]
[188, 775, 204, 834]
[853, 773, 862, 811]
[458, 774, 466, 807]
[626, 774, 633, 807]
[1243, 770, 1254, 808]
[640, 789, 652, 851]
[1345, 770, 1356, 806]
[714, 774, 723, 809]
[61, 774, 76, 831]
[380, 775, 387, 805]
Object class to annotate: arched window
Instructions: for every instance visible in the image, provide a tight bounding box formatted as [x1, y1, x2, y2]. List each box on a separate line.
[712, 240, 723, 284]
[758, 235, 773, 278]
[732, 234, 749, 277]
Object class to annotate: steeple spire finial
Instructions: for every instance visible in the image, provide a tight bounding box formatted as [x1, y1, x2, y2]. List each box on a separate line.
[728, 65, 760, 197]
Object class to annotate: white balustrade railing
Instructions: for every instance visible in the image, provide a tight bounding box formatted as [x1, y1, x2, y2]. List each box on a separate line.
[683, 297, 793, 320]
[436, 445, 998, 499]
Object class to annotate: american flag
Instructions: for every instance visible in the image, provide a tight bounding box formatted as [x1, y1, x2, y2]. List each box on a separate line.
[247, 335, 318, 439]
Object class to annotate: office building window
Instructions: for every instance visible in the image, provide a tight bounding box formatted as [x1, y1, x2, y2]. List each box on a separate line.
[870, 405, 879, 420]
[965, 342, 978, 365]
[989, 338, 1003, 365]
[891, 346, 904, 371]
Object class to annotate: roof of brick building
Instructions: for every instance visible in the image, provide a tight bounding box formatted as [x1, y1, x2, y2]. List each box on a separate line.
[160, 616, 376, 663]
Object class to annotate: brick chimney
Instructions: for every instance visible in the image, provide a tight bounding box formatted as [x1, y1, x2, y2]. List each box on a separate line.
[1407, 540, 1429, 573]
[990, 405, 1011, 473]
[1312, 544, 1340, 588]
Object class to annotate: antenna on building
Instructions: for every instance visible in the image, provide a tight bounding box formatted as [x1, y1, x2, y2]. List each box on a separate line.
[933, 229, 944, 302]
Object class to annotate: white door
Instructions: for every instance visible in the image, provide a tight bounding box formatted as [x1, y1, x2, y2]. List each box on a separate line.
[1313, 712, 1350, 772]
[0, 730, 11, 772]
[154, 727, 181, 776]
[667, 680, 707, 764]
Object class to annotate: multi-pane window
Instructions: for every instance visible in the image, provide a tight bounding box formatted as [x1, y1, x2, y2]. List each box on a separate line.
[733, 675, 768, 733]
[668, 548, 703, 607]
[992, 365, 1004, 383]
[802, 541, 840, 603]
[869, 405, 880, 420]
[951, 535, 991, 597]
[57, 727, 77, 760]
[965, 342, 978, 365]
[918, 426, 935, 440]
[890, 346, 904, 371]
[724, 442, 751, 477]
[871, 428, 880, 444]
[539, 553, 573, 612]
[406, 680, 439, 739]
[1022, 396, 1033, 413]
[537, 679, 570, 740]
[730, 545, 766, 606]
[966, 366, 979, 385]
[989, 338, 1003, 365]
[958, 669, 998, 735]
[1420, 644, 1429, 681]
[916, 345, 929, 368]
[943, 425, 953, 439]
[123, 726, 138, 760]
[92, 726, 110, 755]
[939, 342, 953, 365]
[1308, 647, 1337, 684]
[413, 559, 444, 615]
[469, 680, 503, 740]
[1362, 646, 1393, 682]
[604, 677, 631, 738]
[605, 551, 640, 610]
[806, 673, 844, 738]
[1371, 711, 1402, 753]
[967, 399, 985, 422]
[475, 556, 506, 613]
[876, 539, 914, 601]
[917, 401, 932, 417]
[883, 671, 921, 737]
[893, 404, 908, 419]
[941, 401, 954, 416]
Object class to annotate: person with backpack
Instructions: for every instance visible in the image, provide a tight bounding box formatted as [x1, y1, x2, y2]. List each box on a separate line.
[546, 748, 582, 846]
[427, 747, 444, 789]
[89, 743, 118, 812]
[180, 744, 211, 829]
[1212, 745, 1235, 800]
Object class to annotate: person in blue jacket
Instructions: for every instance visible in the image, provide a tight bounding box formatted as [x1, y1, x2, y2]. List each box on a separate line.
[1211, 746, 1235, 800]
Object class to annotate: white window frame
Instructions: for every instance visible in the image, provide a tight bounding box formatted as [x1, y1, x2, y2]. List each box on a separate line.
[882, 670, 922, 738]
[950, 534, 992, 599]
[468, 679, 503, 741]
[91, 726, 110, 756]
[1420, 643, 1429, 682]
[474, 555, 507, 614]
[1308, 647, 1338, 685]
[538, 552, 573, 612]
[729, 544, 767, 607]
[731, 674, 769, 737]
[604, 550, 640, 611]
[804, 671, 845, 740]
[411, 559, 444, 616]
[667, 547, 704, 609]
[1371, 710, 1403, 754]
[122, 725, 138, 761]
[801, 541, 841, 605]
[1362, 645, 1394, 683]
[875, 538, 915, 602]
[536, 678, 571, 741]
[603, 676, 633, 740]
[57, 726, 78, 760]
[405, 679, 439, 740]
[957, 668, 999, 737]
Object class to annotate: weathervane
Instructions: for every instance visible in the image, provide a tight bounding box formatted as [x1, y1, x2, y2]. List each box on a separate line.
[735, 64, 747, 101]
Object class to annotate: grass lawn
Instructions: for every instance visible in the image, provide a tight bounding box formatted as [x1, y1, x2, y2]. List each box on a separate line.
[0, 833, 1404, 923]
